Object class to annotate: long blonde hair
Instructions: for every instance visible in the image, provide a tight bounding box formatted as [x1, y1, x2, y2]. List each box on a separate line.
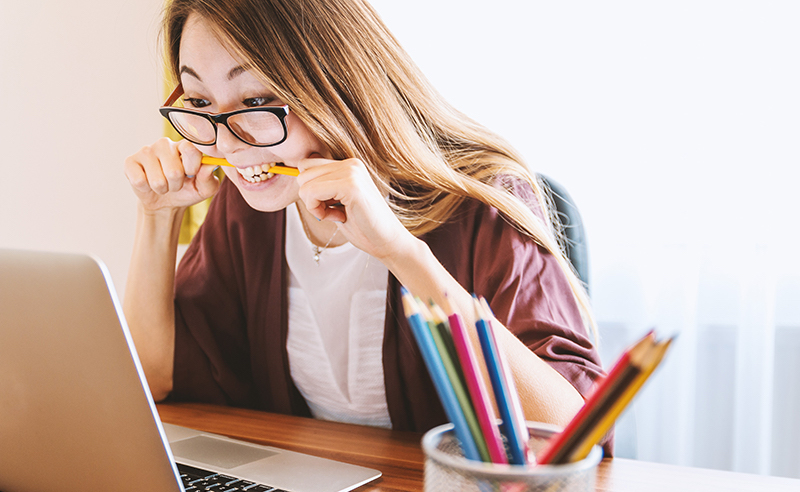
[163, 0, 597, 338]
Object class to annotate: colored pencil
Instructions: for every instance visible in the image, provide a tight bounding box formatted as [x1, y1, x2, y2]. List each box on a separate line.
[536, 331, 655, 464]
[426, 303, 491, 463]
[566, 336, 674, 462]
[200, 156, 299, 176]
[400, 288, 481, 461]
[428, 301, 467, 388]
[474, 296, 531, 465]
[536, 331, 672, 465]
[445, 302, 508, 464]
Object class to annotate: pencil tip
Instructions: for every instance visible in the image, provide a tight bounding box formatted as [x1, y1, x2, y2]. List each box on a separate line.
[478, 296, 494, 316]
[439, 292, 454, 314]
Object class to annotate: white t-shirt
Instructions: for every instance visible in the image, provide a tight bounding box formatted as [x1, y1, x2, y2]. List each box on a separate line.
[285, 203, 391, 428]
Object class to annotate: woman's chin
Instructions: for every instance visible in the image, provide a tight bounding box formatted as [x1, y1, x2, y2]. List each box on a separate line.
[231, 172, 298, 212]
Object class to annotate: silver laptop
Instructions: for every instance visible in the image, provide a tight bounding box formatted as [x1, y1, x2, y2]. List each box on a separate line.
[0, 249, 381, 492]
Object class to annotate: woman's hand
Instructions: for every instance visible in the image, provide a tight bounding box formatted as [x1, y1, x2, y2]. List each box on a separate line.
[124, 137, 220, 213]
[295, 156, 416, 263]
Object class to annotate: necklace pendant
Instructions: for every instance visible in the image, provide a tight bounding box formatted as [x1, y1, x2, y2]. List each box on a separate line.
[312, 246, 321, 265]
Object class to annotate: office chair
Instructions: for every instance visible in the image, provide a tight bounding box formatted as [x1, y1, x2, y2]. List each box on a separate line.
[538, 175, 590, 294]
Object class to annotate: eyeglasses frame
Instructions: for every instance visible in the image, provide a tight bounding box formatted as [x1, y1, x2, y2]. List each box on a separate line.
[159, 84, 290, 148]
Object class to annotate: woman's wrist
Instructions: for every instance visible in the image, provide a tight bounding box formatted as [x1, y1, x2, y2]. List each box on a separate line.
[137, 203, 186, 241]
[379, 233, 429, 282]
[131, 203, 187, 272]
[382, 235, 474, 316]
[138, 202, 187, 222]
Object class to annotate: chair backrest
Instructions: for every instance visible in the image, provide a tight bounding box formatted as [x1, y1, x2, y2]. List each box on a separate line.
[538, 175, 590, 294]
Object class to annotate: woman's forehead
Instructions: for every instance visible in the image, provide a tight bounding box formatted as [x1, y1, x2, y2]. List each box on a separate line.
[178, 18, 250, 81]
[179, 15, 235, 65]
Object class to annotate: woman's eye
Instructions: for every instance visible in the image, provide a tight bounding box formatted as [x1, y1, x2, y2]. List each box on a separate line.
[184, 97, 210, 108]
[243, 97, 275, 107]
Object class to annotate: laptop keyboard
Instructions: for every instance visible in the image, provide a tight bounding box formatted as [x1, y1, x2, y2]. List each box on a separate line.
[178, 463, 291, 492]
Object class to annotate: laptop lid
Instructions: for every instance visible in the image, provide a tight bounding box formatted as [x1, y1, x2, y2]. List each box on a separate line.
[0, 249, 380, 492]
[0, 249, 183, 492]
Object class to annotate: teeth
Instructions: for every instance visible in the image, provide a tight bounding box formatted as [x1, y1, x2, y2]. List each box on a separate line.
[237, 163, 282, 183]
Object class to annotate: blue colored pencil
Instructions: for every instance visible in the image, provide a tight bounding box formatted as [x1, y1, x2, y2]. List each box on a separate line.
[400, 288, 482, 461]
[474, 295, 531, 465]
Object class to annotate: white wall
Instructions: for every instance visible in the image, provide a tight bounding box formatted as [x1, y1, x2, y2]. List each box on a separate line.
[369, 0, 800, 274]
[1, 0, 798, 477]
[0, 0, 164, 296]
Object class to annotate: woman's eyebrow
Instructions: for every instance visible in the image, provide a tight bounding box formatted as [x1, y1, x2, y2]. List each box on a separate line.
[178, 64, 248, 81]
[227, 65, 247, 80]
[179, 65, 202, 80]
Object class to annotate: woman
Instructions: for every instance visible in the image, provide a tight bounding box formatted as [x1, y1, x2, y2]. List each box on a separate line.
[124, 0, 605, 440]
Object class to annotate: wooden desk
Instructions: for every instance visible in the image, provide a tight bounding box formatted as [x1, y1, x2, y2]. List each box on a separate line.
[157, 402, 800, 492]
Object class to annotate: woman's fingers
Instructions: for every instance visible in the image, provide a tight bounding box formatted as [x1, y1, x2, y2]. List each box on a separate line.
[307, 200, 347, 223]
[124, 138, 217, 210]
[133, 139, 175, 195]
[123, 153, 153, 194]
[296, 156, 413, 261]
[156, 139, 192, 193]
[194, 160, 222, 199]
[296, 157, 359, 221]
[177, 140, 203, 179]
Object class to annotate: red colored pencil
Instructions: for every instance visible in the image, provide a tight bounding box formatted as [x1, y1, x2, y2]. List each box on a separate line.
[536, 331, 656, 464]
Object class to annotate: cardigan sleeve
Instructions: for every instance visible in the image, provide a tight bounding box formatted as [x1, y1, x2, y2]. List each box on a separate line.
[472, 182, 603, 400]
[422, 178, 604, 401]
[397, 181, 612, 454]
[169, 181, 255, 406]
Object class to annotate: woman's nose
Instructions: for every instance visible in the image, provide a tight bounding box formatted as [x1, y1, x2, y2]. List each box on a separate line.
[214, 122, 249, 154]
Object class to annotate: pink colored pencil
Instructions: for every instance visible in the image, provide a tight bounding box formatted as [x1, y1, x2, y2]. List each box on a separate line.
[448, 310, 508, 464]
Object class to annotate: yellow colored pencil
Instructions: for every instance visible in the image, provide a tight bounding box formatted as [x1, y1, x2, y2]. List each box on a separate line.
[200, 156, 299, 176]
[567, 337, 673, 462]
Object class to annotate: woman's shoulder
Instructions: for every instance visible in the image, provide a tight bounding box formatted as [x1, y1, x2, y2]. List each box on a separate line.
[437, 174, 544, 232]
[419, 175, 550, 269]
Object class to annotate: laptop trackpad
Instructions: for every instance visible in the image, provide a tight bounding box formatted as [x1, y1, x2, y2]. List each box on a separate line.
[170, 435, 278, 470]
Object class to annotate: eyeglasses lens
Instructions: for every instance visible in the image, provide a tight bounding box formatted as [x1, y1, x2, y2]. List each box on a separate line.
[169, 113, 216, 145]
[228, 112, 284, 146]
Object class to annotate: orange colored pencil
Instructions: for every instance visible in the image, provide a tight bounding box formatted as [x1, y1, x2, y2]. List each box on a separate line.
[566, 337, 673, 462]
[536, 331, 656, 464]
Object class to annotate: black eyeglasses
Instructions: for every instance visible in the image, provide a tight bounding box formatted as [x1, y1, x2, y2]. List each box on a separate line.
[159, 84, 290, 147]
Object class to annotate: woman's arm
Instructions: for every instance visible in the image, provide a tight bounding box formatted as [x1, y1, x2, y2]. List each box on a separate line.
[295, 157, 589, 427]
[383, 239, 586, 427]
[123, 206, 184, 401]
[122, 138, 220, 400]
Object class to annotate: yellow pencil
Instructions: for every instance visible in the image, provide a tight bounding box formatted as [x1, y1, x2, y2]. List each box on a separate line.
[200, 156, 299, 177]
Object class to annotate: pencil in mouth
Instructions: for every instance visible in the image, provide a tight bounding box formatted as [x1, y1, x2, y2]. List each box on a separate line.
[200, 156, 299, 177]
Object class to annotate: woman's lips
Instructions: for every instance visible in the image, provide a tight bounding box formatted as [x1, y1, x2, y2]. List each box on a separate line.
[236, 162, 283, 183]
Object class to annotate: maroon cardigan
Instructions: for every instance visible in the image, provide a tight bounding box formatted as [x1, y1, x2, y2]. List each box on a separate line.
[171, 178, 609, 451]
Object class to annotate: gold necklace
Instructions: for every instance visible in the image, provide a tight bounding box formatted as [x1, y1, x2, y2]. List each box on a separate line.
[298, 212, 339, 265]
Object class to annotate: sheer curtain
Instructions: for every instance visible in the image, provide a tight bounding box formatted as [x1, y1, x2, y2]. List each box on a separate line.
[370, 0, 800, 479]
[594, 243, 800, 478]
